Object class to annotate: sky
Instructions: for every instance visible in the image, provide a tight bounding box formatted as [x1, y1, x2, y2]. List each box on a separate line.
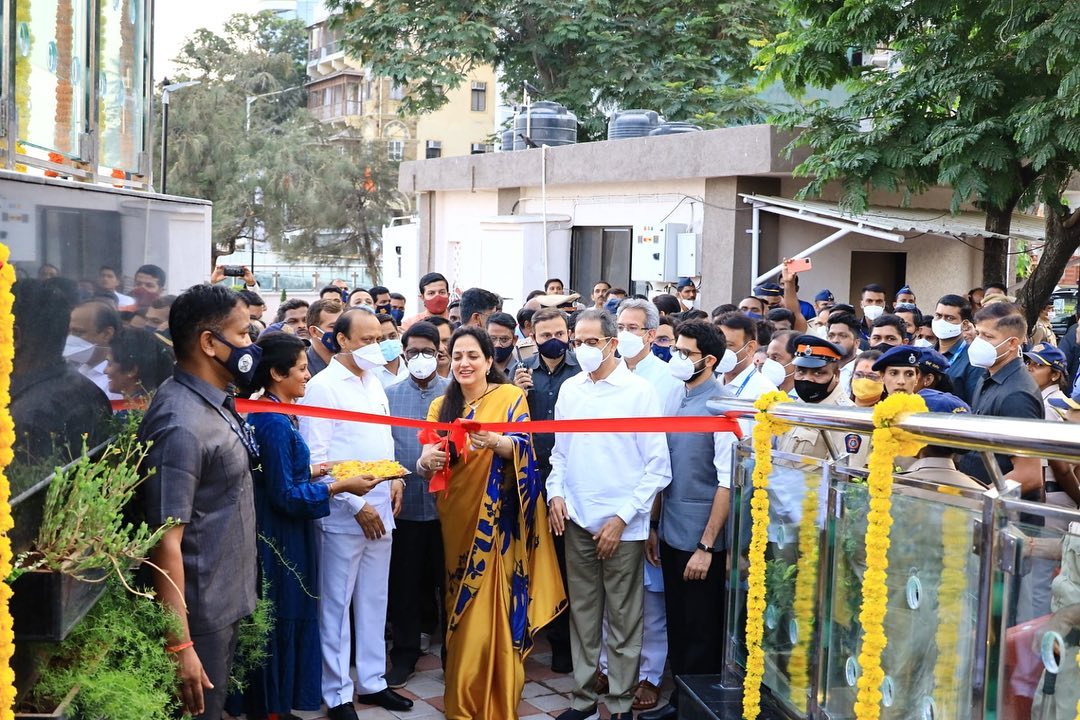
[154, 0, 259, 80]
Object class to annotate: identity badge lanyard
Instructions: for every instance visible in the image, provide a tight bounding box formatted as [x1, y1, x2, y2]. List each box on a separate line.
[734, 371, 755, 398]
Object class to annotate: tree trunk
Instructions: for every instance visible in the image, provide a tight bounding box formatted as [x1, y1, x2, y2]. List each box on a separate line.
[1016, 208, 1080, 332]
[982, 206, 1013, 288]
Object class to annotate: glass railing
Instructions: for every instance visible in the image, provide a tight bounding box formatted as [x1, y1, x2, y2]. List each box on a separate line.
[724, 438, 1080, 720]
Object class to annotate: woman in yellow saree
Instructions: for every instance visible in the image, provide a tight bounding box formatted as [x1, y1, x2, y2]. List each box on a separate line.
[420, 326, 566, 720]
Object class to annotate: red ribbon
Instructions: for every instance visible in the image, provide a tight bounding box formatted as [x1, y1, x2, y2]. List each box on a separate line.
[113, 398, 743, 493]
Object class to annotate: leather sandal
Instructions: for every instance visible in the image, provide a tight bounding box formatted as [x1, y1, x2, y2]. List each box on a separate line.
[632, 679, 661, 711]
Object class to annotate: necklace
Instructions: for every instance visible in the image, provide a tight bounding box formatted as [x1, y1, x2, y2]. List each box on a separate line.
[463, 383, 492, 413]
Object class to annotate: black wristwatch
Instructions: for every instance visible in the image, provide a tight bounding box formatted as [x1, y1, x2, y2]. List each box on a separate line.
[697, 542, 715, 553]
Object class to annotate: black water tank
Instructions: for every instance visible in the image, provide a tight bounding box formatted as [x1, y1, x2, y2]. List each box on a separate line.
[500, 128, 515, 152]
[649, 121, 703, 136]
[513, 101, 578, 150]
[607, 109, 660, 140]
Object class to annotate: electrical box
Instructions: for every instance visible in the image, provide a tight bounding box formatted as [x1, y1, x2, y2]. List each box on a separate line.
[631, 222, 689, 282]
[676, 232, 701, 277]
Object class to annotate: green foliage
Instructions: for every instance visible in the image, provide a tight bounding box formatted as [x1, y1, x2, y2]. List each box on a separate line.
[31, 581, 182, 720]
[326, 0, 785, 138]
[165, 12, 403, 275]
[229, 582, 276, 693]
[764, 558, 797, 611]
[12, 432, 174, 589]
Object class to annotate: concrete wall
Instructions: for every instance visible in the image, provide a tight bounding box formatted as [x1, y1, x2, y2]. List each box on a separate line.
[415, 67, 498, 158]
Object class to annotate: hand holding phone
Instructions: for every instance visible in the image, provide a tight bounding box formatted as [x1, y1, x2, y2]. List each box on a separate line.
[784, 257, 812, 274]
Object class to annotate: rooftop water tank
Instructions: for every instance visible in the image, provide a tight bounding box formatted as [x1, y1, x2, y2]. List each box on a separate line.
[513, 101, 578, 150]
[649, 121, 703, 136]
[500, 128, 515, 152]
[607, 109, 661, 140]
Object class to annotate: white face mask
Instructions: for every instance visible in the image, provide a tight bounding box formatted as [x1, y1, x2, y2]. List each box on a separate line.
[759, 358, 788, 387]
[716, 348, 738, 374]
[616, 330, 646, 359]
[576, 342, 608, 373]
[63, 334, 97, 365]
[968, 336, 1011, 369]
[912, 338, 934, 348]
[863, 305, 885, 322]
[931, 318, 963, 340]
[684, 297, 698, 309]
[351, 342, 388, 370]
[406, 353, 438, 380]
[668, 353, 700, 382]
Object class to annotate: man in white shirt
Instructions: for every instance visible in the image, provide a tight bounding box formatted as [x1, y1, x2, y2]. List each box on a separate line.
[299, 307, 412, 719]
[373, 312, 409, 387]
[548, 309, 672, 720]
[717, 312, 777, 400]
[69, 299, 123, 400]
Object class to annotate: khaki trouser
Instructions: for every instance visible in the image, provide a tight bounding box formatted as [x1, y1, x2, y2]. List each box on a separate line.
[565, 521, 645, 714]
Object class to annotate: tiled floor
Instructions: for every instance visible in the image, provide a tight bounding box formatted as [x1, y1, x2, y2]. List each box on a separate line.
[285, 634, 672, 720]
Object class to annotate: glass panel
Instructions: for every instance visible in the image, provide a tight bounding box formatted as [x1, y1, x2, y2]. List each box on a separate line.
[15, 0, 91, 160]
[995, 500, 1080, 720]
[820, 472, 984, 720]
[97, 0, 147, 173]
[726, 442, 830, 716]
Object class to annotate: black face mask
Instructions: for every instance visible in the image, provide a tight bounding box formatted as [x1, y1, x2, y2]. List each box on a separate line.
[493, 345, 514, 363]
[871, 342, 896, 354]
[794, 378, 833, 403]
[538, 338, 569, 359]
[377, 303, 391, 315]
[211, 332, 263, 387]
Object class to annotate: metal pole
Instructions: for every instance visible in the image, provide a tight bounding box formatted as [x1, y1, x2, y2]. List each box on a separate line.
[750, 202, 760, 293]
[159, 91, 170, 194]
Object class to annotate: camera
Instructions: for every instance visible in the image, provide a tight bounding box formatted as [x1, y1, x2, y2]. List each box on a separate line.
[222, 265, 246, 277]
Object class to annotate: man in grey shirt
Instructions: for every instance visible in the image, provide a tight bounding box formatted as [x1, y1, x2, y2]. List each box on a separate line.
[140, 284, 259, 720]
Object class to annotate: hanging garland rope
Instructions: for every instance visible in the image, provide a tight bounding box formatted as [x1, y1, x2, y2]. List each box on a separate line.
[854, 393, 927, 720]
[786, 473, 820, 712]
[743, 390, 792, 720]
[0, 244, 17, 719]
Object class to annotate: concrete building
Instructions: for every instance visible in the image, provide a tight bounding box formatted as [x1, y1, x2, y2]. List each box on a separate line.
[255, 0, 324, 26]
[394, 124, 1046, 312]
[305, 17, 498, 162]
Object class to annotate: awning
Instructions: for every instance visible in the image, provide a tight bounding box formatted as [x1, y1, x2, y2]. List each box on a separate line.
[741, 194, 1046, 286]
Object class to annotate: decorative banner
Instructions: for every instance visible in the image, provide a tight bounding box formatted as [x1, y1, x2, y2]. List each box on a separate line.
[0, 248, 18, 720]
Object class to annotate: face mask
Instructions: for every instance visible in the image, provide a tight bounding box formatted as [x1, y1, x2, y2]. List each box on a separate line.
[912, 338, 934, 348]
[794, 378, 833, 403]
[617, 330, 646, 358]
[351, 342, 388, 370]
[390, 308, 405, 324]
[576, 341, 609, 374]
[669, 353, 704, 382]
[424, 294, 450, 315]
[871, 342, 896, 354]
[131, 286, 160, 307]
[63, 334, 97, 365]
[377, 304, 391, 315]
[968, 336, 1011, 369]
[760, 358, 788, 387]
[863, 305, 885, 322]
[211, 332, 263, 386]
[716, 348, 738, 374]
[538, 337, 569, 359]
[652, 345, 672, 362]
[851, 377, 885, 401]
[493, 345, 514, 363]
[604, 298, 621, 315]
[931, 318, 962, 340]
[379, 337, 403, 362]
[406, 353, 438, 380]
[684, 297, 698, 309]
[315, 327, 338, 353]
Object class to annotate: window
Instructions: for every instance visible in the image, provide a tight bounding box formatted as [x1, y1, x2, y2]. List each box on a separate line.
[426, 140, 442, 159]
[387, 140, 404, 161]
[390, 82, 405, 101]
[470, 81, 487, 112]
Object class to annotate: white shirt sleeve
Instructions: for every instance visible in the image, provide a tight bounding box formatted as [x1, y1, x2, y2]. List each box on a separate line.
[615, 388, 672, 524]
[546, 395, 568, 501]
[299, 379, 367, 514]
[714, 432, 735, 488]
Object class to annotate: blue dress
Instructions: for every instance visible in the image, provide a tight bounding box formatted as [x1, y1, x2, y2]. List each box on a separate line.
[246, 409, 330, 714]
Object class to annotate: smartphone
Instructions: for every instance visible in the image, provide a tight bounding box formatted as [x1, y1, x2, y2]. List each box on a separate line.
[517, 342, 538, 363]
[785, 257, 812, 274]
[222, 265, 246, 277]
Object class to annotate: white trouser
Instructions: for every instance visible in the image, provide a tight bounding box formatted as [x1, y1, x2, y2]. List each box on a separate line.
[318, 529, 393, 707]
[600, 588, 668, 685]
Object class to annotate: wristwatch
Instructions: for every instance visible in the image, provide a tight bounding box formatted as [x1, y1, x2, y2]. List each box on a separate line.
[697, 542, 715, 553]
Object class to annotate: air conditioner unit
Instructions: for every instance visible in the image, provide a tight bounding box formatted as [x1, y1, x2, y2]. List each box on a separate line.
[425, 140, 442, 159]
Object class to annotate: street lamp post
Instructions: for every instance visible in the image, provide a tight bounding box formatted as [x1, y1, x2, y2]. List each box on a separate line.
[245, 85, 304, 133]
[159, 80, 201, 195]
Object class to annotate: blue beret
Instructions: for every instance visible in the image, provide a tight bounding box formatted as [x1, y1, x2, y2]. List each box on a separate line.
[915, 347, 949, 375]
[754, 282, 783, 298]
[677, 277, 696, 289]
[1024, 343, 1069, 377]
[871, 345, 921, 372]
[814, 289, 834, 303]
[896, 286, 914, 297]
[918, 389, 971, 414]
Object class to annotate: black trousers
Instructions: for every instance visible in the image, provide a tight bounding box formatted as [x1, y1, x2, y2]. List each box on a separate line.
[388, 518, 445, 670]
[659, 540, 727, 704]
[191, 620, 240, 720]
[545, 531, 573, 665]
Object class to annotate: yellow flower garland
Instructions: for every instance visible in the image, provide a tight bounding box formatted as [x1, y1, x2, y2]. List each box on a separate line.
[0, 244, 17, 720]
[786, 473, 819, 712]
[931, 506, 966, 720]
[744, 390, 792, 720]
[854, 393, 927, 720]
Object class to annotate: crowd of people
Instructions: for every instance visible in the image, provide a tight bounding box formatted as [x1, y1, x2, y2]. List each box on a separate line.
[10, 261, 1080, 720]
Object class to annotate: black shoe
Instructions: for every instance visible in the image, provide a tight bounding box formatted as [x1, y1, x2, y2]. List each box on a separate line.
[326, 702, 360, 720]
[551, 654, 573, 674]
[555, 707, 599, 720]
[611, 712, 636, 720]
[356, 687, 414, 711]
[385, 663, 414, 689]
[639, 704, 677, 720]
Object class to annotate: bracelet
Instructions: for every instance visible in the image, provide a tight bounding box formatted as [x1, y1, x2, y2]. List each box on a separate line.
[166, 640, 193, 654]
[319, 463, 329, 477]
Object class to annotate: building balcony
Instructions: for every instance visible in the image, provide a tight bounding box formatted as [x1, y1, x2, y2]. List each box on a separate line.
[309, 101, 363, 123]
[307, 42, 350, 77]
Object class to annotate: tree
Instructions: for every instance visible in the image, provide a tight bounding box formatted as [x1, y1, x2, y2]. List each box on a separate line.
[755, 0, 1080, 328]
[163, 12, 403, 279]
[325, 0, 782, 138]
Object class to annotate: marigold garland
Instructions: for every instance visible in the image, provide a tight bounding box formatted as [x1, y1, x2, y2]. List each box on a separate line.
[743, 390, 792, 720]
[786, 473, 820, 712]
[854, 393, 927, 720]
[931, 506, 966, 720]
[0, 244, 18, 720]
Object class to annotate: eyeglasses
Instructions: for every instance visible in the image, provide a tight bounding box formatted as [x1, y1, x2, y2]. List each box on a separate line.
[654, 336, 674, 346]
[571, 337, 610, 349]
[673, 349, 702, 361]
[853, 371, 882, 381]
[489, 336, 515, 348]
[404, 349, 438, 360]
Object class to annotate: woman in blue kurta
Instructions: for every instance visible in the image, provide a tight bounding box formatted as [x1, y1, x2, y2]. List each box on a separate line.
[240, 332, 383, 719]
